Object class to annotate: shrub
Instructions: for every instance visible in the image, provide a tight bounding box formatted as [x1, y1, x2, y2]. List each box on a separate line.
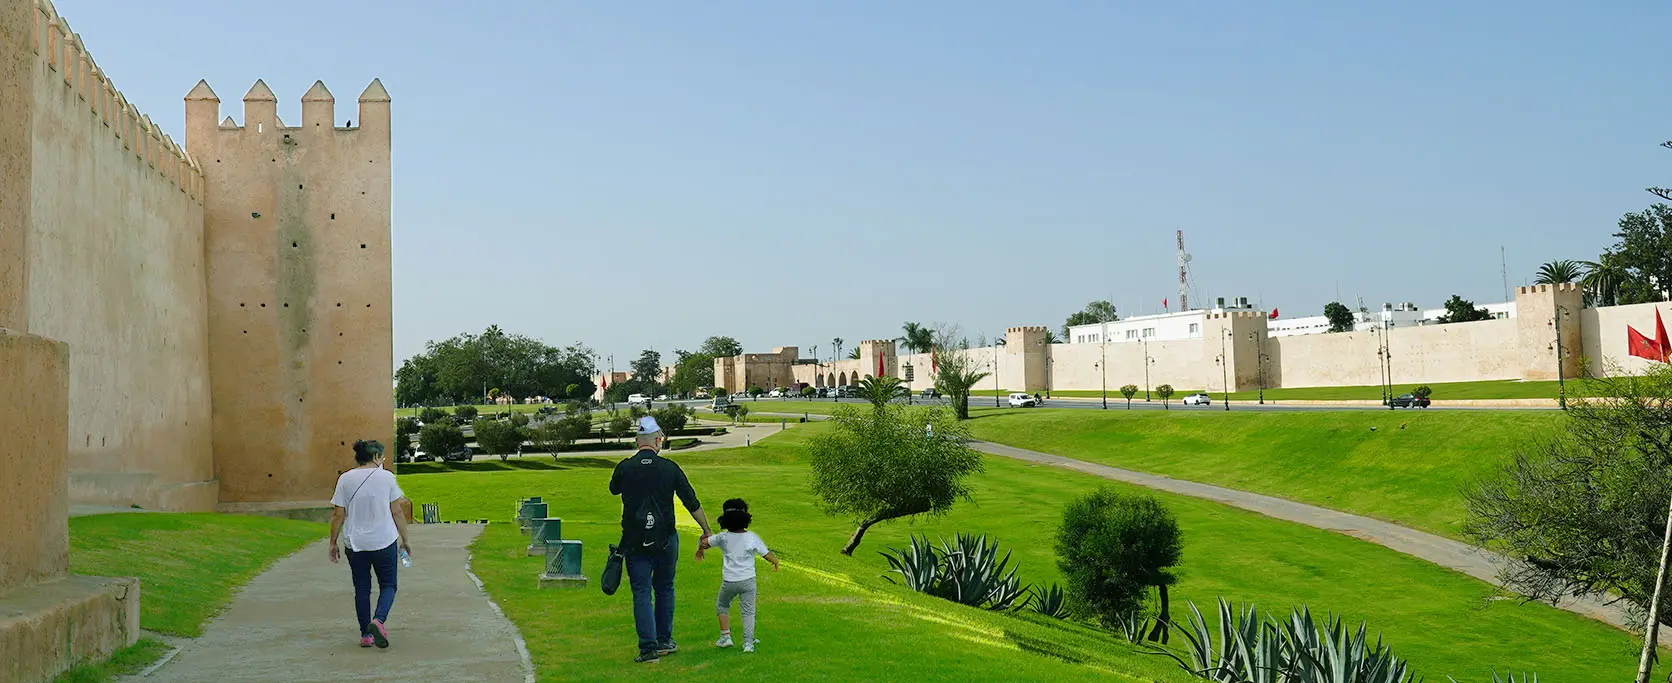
[1155, 598, 1422, 683]
[812, 405, 982, 555]
[799, 385, 816, 398]
[531, 415, 588, 454]
[394, 432, 412, 458]
[395, 417, 420, 436]
[607, 414, 632, 438]
[472, 419, 525, 460]
[651, 404, 690, 431]
[418, 422, 466, 461]
[748, 386, 765, 396]
[418, 407, 447, 424]
[509, 412, 530, 428]
[713, 387, 729, 398]
[724, 404, 743, 422]
[1412, 385, 1433, 399]
[1056, 488, 1181, 639]
[565, 383, 581, 399]
[454, 404, 479, 421]
[1119, 384, 1139, 409]
[1155, 384, 1175, 409]
[879, 533, 1026, 611]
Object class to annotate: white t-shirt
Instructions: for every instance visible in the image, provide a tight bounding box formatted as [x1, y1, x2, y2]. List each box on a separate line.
[709, 530, 769, 582]
[331, 467, 404, 552]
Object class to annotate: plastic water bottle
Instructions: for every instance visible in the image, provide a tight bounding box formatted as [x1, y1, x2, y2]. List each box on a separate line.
[400, 548, 412, 568]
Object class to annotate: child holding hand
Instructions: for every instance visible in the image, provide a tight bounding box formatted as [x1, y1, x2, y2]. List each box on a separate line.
[696, 498, 779, 653]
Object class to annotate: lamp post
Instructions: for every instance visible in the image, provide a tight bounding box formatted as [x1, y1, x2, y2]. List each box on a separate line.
[1550, 306, 1569, 410]
[1248, 331, 1267, 405]
[1100, 321, 1109, 409]
[1374, 327, 1388, 406]
[1220, 328, 1231, 411]
[1142, 337, 1153, 401]
[994, 337, 1005, 408]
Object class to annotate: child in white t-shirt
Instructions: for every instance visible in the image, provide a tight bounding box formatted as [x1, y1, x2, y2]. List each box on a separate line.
[696, 498, 779, 653]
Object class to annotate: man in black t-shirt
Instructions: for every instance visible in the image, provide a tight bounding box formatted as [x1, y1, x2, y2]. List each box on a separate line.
[609, 416, 713, 664]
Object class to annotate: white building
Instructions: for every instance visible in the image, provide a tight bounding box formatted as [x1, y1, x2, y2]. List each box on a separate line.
[1066, 297, 1260, 345]
[1071, 298, 1517, 343]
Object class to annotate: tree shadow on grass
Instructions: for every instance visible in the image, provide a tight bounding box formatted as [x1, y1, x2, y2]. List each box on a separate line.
[397, 457, 619, 475]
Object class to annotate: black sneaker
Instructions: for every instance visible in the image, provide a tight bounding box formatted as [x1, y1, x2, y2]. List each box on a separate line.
[634, 651, 660, 664]
[656, 641, 678, 655]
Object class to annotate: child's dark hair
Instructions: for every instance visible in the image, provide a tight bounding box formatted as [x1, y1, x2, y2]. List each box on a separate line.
[718, 498, 751, 532]
[352, 439, 384, 465]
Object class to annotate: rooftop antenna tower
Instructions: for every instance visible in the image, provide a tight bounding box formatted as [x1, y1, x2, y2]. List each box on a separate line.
[1500, 245, 1509, 303]
[1177, 229, 1191, 312]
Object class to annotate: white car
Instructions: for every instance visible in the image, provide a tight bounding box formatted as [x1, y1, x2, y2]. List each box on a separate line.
[626, 393, 651, 406]
[1182, 393, 1211, 406]
[768, 388, 787, 398]
[1007, 392, 1039, 408]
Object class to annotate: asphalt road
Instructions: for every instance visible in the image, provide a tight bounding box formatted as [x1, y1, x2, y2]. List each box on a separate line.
[666, 395, 1555, 413]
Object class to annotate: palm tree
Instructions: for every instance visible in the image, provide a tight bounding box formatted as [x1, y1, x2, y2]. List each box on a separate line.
[855, 376, 908, 411]
[901, 322, 933, 354]
[1043, 329, 1062, 345]
[1535, 260, 1583, 285]
[832, 338, 844, 363]
[1581, 255, 1627, 307]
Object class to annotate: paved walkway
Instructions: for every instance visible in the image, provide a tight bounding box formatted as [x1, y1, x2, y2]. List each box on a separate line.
[144, 524, 530, 682]
[972, 440, 1663, 644]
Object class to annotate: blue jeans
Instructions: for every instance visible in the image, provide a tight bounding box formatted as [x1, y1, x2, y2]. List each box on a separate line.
[347, 541, 399, 633]
[626, 534, 679, 654]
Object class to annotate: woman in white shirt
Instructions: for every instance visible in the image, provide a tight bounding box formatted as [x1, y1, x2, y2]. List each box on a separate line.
[328, 440, 411, 649]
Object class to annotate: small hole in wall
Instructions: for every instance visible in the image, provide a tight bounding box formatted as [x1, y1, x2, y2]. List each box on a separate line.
[260, 303, 266, 308]
[360, 244, 366, 249]
[336, 303, 342, 307]
[271, 158, 276, 163]
[283, 303, 289, 308]
[366, 304, 371, 308]
[338, 361, 343, 365]
[298, 184, 303, 190]
[242, 330, 247, 334]
[292, 241, 298, 248]
[360, 191, 366, 195]
[239, 303, 245, 307]
[251, 212, 261, 218]
[330, 214, 335, 220]
[267, 473, 272, 478]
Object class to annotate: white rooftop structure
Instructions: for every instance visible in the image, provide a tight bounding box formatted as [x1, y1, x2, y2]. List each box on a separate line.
[1069, 297, 1516, 343]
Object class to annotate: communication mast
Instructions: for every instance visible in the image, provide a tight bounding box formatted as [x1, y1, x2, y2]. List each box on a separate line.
[1177, 229, 1191, 312]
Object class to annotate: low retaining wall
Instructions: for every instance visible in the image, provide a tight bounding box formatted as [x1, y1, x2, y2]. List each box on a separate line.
[0, 574, 140, 683]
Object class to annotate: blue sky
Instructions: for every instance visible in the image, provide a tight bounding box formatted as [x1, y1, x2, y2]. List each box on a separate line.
[71, 0, 1672, 368]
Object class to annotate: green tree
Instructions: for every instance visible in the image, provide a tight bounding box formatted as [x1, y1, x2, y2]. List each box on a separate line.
[651, 404, 690, 432]
[630, 349, 663, 389]
[1582, 253, 1630, 307]
[670, 350, 716, 396]
[832, 338, 845, 363]
[856, 375, 908, 411]
[394, 325, 597, 406]
[395, 417, 420, 437]
[1120, 384, 1138, 410]
[699, 336, 743, 358]
[1464, 363, 1672, 635]
[808, 404, 983, 555]
[1323, 302, 1355, 333]
[1436, 294, 1493, 324]
[1043, 329, 1062, 345]
[488, 387, 501, 401]
[1535, 260, 1583, 284]
[1603, 204, 1672, 303]
[1056, 488, 1182, 640]
[1061, 300, 1120, 340]
[901, 322, 934, 354]
[473, 418, 526, 461]
[454, 404, 478, 421]
[530, 415, 588, 455]
[930, 326, 991, 420]
[418, 422, 466, 461]
[847, 347, 861, 360]
[418, 407, 447, 424]
[1155, 384, 1174, 410]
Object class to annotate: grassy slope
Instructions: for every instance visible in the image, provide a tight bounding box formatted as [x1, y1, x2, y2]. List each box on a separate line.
[965, 409, 1561, 539]
[399, 428, 1658, 681]
[68, 513, 325, 637]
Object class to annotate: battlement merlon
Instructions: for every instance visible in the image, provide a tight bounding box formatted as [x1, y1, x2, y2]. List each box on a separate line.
[185, 79, 389, 143]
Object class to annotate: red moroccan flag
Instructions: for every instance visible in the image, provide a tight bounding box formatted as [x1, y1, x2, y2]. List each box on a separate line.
[877, 353, 886, 378]
[1269, 308, 1279, 319]
[1658, 309, 1670, 362]
[1163, 297, 1169, 312]
[930, 345, 937, 373]
[1628, 325, 1663, 363]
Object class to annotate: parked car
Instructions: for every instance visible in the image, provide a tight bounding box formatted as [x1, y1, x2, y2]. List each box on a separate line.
[655, 394, 669, 401]
[1007, 392, 1039, 408]
[1390, 393, 1431, 408]
[694, 389, 711, 399]
[836, 385, 860, 398]
[1182, 393, 1211, 406]
[768, 387, 787, 398]
[627, 393, 651, 407]
[711, 397, 734, 412]
[920, 387, 941, 398]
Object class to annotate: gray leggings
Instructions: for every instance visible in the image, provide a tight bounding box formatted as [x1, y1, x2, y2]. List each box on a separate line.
[716, 578, 757, 644]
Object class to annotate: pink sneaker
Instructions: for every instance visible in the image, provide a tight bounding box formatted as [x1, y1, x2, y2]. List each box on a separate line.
[360, 635, 374, 648]
[370, 619, 390, 649]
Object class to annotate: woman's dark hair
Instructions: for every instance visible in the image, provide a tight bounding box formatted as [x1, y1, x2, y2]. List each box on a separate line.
[353, 439, 385, 465]
[719, 498, 751, 532]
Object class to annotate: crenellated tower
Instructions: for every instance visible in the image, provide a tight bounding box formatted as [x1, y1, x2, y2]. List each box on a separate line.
[186, 79, 392, 508]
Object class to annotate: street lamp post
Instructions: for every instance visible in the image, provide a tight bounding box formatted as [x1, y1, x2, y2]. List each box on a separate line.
[994, 338, 1004, 408]
[1551, 306, 1568, 410]
[1248, 331, 1267, 405]
[1100, 321, 1108, 409]
[1142, 337, 1152, 401]
[1220, 328, 1231, 412]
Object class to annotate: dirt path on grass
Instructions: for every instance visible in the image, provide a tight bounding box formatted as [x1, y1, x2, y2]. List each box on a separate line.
[141, 524, 531, 683]
[972, 440, 1665, 645]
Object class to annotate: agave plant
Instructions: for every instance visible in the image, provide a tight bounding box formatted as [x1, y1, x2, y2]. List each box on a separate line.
[1026, 583, 1072, 619]
[1150, 598, 1422, 683]
[1113, 609, 1152, 644]
[878, 532, 1027, 611]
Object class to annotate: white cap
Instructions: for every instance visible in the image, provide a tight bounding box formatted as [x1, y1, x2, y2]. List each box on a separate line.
[637, 416, 662, 435]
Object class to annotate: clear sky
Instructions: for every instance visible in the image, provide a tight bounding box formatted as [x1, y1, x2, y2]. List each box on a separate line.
[70, 0, 1672, 368]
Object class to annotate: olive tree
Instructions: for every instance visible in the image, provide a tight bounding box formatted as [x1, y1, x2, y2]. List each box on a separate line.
[1464, 362, 1672, 644]
[473, 418, 526, 461]
[1056, 487, 1182, 641]
[808, 404, 983, 555]
[1155, 384, 1174, 410]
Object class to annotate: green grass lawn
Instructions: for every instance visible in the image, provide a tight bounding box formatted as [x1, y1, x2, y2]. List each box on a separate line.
[972, 378, 1569, 401]
[399, 427, 1658, 681]
[68, 513, 325, 637]
[53, 639, 172, 683]
[964, 409, 1560, 540]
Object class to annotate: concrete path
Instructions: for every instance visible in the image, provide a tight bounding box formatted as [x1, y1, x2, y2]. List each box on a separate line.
[972, 440, 1663, 644]
[143, 524, 531, 683]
